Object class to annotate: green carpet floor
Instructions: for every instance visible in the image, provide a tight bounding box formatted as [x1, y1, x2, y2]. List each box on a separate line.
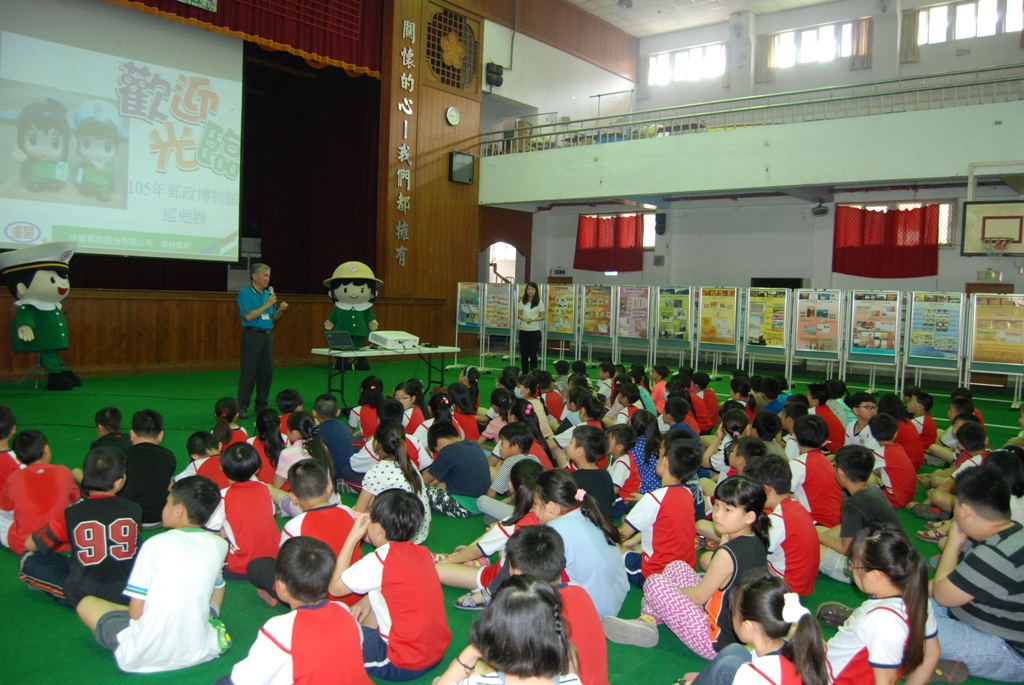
[0, 357, 1017, 685]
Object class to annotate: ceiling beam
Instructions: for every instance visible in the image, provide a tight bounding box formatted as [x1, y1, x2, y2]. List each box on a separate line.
[1000, 175, 1024, 195]
[777, 186, 835, 204]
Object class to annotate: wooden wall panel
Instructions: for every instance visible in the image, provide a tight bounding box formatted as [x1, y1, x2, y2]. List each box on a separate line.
[479, 206, 533, 280]
[451, 0, 638, 82]
[0, 290, 449, 381]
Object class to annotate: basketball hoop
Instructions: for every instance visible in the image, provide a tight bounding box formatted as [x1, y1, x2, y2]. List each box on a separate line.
[982, 238, 1013, 259]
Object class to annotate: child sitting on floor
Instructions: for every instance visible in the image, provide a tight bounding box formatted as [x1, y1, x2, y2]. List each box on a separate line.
[564, 425, 615, 520]
[619, 438, 702, 588]
[20, 447, 141, 609]
[329, 489, 452, 681]
[744, 454, 820, 597]
[90, 406, 132, 454]
[76, 476, 230, 674]
[868, 414, 917, 509]
[217, 536, 372, 685]
[213, 397, 247, 449]
[603, 475, 770, 659]
[176, 432, 223, 484]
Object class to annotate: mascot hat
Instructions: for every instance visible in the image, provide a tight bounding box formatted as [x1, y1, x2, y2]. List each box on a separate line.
[324, 261, 382, 288]
[0, 241, 75, 277]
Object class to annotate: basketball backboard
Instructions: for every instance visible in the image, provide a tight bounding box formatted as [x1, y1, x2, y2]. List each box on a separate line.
[962, 201, 1024, 256]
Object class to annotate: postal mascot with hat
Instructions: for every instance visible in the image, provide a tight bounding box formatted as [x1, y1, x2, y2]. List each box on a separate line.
[324, 261, 382, 371]
[0, 241, 81, 390]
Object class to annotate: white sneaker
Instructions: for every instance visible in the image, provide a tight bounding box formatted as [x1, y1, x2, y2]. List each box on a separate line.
[602, 616, 659, 648]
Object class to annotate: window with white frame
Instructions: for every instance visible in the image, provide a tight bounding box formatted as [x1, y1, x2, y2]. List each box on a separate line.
[643, 214, 657, 250]
[773, 21, 856, 68]
[840, 201, 956, 245]
[648, 43, 727, 86]
[919, 0, 1013, 43]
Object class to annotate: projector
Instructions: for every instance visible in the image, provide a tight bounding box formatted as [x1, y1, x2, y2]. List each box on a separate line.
[369, 330, 420, 350]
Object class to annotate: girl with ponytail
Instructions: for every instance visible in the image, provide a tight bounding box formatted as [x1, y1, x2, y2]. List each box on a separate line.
[412, 392, 464, 447]
[394, 378, 427, 434]
[435, 576, 578, 685]
[510, 399, 557, 469]
[702, 408, 750, 477]
[730, 378, 757, 422]
[684, 573, 827, 685]
[629, 410, 664, 495]
[604, 475, 769, 659]
[353, 420, 431, 544]
[823, 523, 939, 685]
[532, 470, 629, 620]
[274, 411, 335, 490]
[349, 375, 384, 437]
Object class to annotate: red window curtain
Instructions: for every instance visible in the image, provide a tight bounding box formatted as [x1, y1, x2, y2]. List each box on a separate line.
[104, 0, 383, 76]
[832, 205, 939, 278]
[573, 214, 644, 272]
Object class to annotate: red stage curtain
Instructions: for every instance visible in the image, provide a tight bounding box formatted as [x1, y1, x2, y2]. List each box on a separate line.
[832, 204, 939, 278]
[102, 0, 382, 77]
[574, 214, 644, 272]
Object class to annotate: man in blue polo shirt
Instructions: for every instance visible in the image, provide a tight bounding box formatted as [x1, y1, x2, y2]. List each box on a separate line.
[236, 263, 288, 419]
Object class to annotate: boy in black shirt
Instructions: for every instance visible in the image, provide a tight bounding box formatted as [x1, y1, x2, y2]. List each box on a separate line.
[21, 447, 142, 608]
[818, 444, 899, 583]
[567, 425, 616, 520]
[91, 407, 132, 454]
[118, 410, 176, 527]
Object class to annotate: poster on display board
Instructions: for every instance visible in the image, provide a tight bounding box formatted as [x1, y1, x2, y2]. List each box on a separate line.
[617, 287, 650, 338]
[547, 284, 576, 336]
[908, 293, 962, 360]
[582, 286, 613, 337]
[484, 285, 511, 329]
[699, 287, 737, 345]
[972, 295, 1024, 365]
[850, 291, 899, 355]
[657, 287, 690, 342]
[747, 289, 787, 348]
[457, 283, 480, 328]
[795, 291, 841, 352]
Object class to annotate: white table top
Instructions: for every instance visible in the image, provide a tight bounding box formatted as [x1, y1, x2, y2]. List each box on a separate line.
[311, 345, 460, 359]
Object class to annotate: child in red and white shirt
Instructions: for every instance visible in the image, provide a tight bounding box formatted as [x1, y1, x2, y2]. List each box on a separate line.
[868, 414, 917, 509]
[205, 443, 278, 580]
[248, 459, 362, 607]
[745, 455, 820, 597]
[613, 383, 644, 425]
[607, 424, 639, 520]
[0, 405, 21, 493]
[692, 372, 718, 431]
[223, 536, 373, 685]
[213, 396, 247, 450]
[619, 439, 701, 587]
[330, 490, 452, 680]
[823, 524, 939, 685]
[789, 416, 844, 528]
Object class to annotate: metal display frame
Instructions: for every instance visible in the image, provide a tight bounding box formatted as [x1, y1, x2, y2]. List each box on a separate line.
[695, 286, 740, 379]
[901, 292, 966, 394]
[966, 293, 1024, 407]
[652, 285, 695, 369]
[454, 281, 483, 368]
[792, 289, 845, 380]
[544, 282, 580, 364]
[614, 285, 654, 366]
[578, 284, 615, 363]
[743, 287, 792, 379]
[844, 290, 903, 392]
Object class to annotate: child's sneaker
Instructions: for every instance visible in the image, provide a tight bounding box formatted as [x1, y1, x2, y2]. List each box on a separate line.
[209, 616, 232, 654]
[602, 615, 659, 648]
[816, 601, 854, 628]
[257, 588, 279, 607]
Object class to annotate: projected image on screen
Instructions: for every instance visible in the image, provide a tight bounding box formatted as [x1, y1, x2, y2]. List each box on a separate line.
[0, 31, 242, 261]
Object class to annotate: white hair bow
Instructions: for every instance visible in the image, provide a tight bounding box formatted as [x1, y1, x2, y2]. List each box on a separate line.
[782, 592, 810, 624]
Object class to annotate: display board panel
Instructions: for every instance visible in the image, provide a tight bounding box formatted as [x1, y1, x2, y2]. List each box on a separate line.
[484, 283, 512, 330]
[849, 291, 900, 359]
[655, 286, 691, 348]
[617, 286, 650, 339]
[794, 290, 843, 360]
[908, 293, 962, 361]
[457, 282, 480, 330]
[698, 287, 738, 350]
[582, 285, 613, 338]
[546, 284, 577, 338]
[746, 288, 788, 348]
[971, 294, 1024, 366]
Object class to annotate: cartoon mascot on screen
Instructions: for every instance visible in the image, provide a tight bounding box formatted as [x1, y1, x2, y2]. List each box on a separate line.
[0, 242, 81, 390]
[324, 261, 381, 371]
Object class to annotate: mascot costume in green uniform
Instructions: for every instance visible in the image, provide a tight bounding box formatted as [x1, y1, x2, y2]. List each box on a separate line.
[324, 261, 381, 371]
[0, 242, 81, 390]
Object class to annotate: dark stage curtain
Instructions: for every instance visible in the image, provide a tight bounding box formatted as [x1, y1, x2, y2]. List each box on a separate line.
[102, 0, 383, 76]
[832, 204, 939, 279]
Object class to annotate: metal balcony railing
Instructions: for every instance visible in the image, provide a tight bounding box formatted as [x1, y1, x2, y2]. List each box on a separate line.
[480, 64, 1024, 156]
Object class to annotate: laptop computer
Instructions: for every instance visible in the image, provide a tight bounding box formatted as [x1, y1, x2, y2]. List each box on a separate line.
[324, 330, 357, 351]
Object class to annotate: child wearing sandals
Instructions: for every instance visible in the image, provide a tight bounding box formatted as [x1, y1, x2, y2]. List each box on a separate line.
[435, 459, 546, 609]
[684, 573, 827, 685]
[603, 475, 769, 658]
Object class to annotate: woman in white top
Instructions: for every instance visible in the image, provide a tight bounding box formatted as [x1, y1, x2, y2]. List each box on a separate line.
[518, 282, 544, 374]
